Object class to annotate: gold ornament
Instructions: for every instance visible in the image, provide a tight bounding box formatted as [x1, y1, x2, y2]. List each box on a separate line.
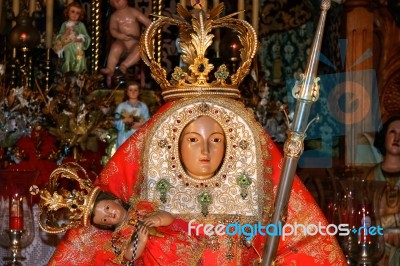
[140, 2, 257, 101]
[38, 162, 101, 234]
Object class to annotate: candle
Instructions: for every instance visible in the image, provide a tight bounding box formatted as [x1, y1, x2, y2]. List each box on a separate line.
[45, 0, 54, 49]
[213, 0, 220, 57]
[0, 0, 4, 26]
[29, 0, 36, 16]
[9, 195, 23, 230]
[12, 0, 19, 27]
[238, 0, 244, 20]
[252, 0, 259, 34]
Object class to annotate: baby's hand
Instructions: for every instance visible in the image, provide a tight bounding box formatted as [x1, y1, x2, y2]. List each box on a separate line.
[121, 34, 132, 41]
[142, 215, 162, 227]
[137, 224, 149, 244]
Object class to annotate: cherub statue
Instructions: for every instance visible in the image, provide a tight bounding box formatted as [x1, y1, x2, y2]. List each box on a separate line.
[100, 0, 151, 87]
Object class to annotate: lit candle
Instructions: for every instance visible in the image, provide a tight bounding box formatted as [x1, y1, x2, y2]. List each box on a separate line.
[238, 0, 244, 20]
[29, 0, 36, 16]
[9, 195, 23, 230]
[20, 33, 27, 43]
[230, 42, 239, 58]
[252, 0, 259, 34]
[45, 0, 54, 49]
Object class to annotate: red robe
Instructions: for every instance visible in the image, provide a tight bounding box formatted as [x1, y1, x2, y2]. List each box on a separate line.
[48, 100, 346, 265]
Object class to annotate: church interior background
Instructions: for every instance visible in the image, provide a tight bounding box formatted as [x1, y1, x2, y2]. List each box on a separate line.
[0, 0, 400, 264]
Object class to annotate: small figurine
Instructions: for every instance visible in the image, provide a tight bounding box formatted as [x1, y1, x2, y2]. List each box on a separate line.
[53, 2, 90, 74]
[100, 0, 151, 86]
[113, 81, 150, 149]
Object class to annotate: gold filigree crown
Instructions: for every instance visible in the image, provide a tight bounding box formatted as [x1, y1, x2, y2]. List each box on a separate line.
[37, 162, 101, 234]
[140, 2, 258, 101]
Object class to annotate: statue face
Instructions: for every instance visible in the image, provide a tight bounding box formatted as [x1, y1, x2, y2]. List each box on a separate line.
[180, 116, 225, 179]
[92, 199, 126, 226]
[385, 120, 400, 156]
[68, 6, 82, 22]
[127, 85, 139, 101]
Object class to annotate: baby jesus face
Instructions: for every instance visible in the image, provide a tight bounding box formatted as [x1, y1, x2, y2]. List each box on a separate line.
[68, 6, 82, 22]
[92, 199, 127, 227]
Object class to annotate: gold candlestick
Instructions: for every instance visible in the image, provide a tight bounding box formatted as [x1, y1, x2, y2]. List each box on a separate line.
[3, 230, 25, 266]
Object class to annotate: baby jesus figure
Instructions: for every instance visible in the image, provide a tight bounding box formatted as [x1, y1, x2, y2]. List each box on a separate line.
[37, 162, 199, 265]
[90, 192, 173, 264]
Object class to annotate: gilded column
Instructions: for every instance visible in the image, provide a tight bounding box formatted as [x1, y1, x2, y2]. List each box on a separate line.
[90, 0, 101, 73]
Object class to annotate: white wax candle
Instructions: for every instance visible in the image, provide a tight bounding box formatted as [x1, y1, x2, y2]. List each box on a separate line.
[238, 0, 244, 20]
[0, 0, 4, 24]
[45, 0, 54, 48]
[212, 0, 220, 57]
[252, 0, 259, 33]
[29, 0, 36, 16]
[12, 0, 19, 27]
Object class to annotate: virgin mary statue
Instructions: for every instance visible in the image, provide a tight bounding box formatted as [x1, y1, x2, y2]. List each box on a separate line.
[44, 2, 346, 265]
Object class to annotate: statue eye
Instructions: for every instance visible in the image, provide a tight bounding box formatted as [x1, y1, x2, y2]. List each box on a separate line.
[188, 137, 198, 142]
[210, 138, 222, 143]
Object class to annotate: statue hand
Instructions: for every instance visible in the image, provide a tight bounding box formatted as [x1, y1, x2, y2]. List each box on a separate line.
[142, 215, 162, 227]
[121, 34, 132, 41]
[137, 224, 149, 243]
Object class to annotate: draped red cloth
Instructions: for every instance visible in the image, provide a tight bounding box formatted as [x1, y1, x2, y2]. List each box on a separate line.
[48, 101, 347, 265]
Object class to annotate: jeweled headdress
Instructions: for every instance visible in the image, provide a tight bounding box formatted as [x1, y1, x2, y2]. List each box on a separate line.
[140, 2, 257, 101]
[36, 162, 101, 234]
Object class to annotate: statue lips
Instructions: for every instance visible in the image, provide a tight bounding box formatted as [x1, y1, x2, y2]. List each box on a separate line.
[199, 157, 210, 163]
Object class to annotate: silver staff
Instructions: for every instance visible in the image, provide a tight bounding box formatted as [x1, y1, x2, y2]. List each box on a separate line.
[262, 0, 332, 265]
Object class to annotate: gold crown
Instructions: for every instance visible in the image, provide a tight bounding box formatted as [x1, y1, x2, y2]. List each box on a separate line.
[140, 3, 258, 101]
[37, 162, 101, 234]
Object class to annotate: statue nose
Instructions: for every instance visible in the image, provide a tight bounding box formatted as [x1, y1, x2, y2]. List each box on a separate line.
[201, 141, 209, 155]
